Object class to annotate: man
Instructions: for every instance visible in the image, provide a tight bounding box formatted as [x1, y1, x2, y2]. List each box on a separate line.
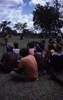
[10, 48, 38, 81]
[0, 43, 18, 72]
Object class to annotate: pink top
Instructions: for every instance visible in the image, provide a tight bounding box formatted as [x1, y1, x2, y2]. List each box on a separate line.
[29, 48, 35, 55]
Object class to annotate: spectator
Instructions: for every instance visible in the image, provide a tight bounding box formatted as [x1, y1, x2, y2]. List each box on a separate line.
[27, 41, 35, 55]
[50, 44, 63, 74]
[34, 42, 47, 75]
[0, 43, 18, 72]
[48, 39, 56, 51]
[13, 42, 20, 60]
[13, 42, 20, 54]
[10, 48, 38, 81]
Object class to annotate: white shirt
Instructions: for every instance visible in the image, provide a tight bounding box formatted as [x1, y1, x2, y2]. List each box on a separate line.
[13, 48, 20, 54]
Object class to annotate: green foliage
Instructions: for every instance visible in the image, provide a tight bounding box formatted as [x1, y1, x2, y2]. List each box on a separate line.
[14, 22, 27, 33]
[0, 21, 11, 36]
[33, 2, 63, 35]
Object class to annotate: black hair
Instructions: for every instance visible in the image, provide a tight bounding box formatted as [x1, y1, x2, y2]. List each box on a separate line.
[56, 37, 61, 44]
[27, 41, 35, 48]
[48, 38, 53, 43]
[13, 42, 18, 48]
[19, 48, 29, 57]
[6, 45, 13, 52]
[41, 39, 45, 45]
[35, 42, 43, 52]
[56, 44, 62, 52]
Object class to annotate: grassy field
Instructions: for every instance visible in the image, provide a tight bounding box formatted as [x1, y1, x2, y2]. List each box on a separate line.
[0, 73, 63, 100]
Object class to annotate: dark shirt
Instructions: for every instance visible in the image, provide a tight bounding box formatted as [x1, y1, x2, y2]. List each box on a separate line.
[1, 51, 18, 71]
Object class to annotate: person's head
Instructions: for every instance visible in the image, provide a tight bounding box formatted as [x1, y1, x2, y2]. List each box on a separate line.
[41, 39, 45, 45]
[49, 39, 56, 46]
[56, 37, 61, 44]
[13, 42, 18, 48]
[6, 42, 14, 52]
[52, 40, 57, 48]
[35, 42, 42, 52]
[27, 41, 35, 48]
[48, 38, 53, 44]
[55, 44, 62, 52]
[19, 48, 29, 57]
[48, 39, 57, 51]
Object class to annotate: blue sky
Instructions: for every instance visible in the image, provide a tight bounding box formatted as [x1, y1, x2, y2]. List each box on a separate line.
[0, 0, 63, 31]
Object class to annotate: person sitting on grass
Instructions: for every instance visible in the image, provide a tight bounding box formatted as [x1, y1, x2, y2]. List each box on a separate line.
[13, 42, 20, 54]
[0, 43, 18, 72]
[10, 48, 38, 81]
[50, 43, 63, 74]
[27, 41, 35, 55]
[34, 42, 47, 75]
[13, 42, 20, 60]
[47, 39, 57, 58]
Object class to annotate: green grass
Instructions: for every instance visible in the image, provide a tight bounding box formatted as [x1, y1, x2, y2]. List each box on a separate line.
[8, 36, 42, 48]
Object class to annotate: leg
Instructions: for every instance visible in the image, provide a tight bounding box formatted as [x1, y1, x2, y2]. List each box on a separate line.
[10, 71, 26, 80]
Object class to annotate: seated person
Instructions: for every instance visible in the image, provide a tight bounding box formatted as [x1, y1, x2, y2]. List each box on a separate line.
[10, 48, 38, 81]
[50, 44, 63, 74]
[27, 41, 35, 55]
[13, 42, 20, 60]
[48, 40, 57, 54]
[34, 42, 47, 75]
[0, 43, 18, 72]
[13, 42, 20, 54]
[34, 43, 44, 70]
[47, 39, 56, 60]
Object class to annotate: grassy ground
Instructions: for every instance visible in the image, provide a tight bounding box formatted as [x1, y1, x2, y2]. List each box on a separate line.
[0, 36, 63, 100]
[0, 73, 63, 100]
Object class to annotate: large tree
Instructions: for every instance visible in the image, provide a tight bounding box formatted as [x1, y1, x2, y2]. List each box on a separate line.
[0, 21, 11, 45]
[14, 22, 27, 39]
[33, 2, 63, 36]
[0, 21, 11, 34]
[53, 0, 63, 29]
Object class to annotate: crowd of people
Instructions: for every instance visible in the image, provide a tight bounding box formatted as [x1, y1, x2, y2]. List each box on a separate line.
[0, 37, 63, 82]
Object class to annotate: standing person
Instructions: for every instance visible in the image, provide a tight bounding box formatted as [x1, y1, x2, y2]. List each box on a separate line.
[10, 48, 38, 81]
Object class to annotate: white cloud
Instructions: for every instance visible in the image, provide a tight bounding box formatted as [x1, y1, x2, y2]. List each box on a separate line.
[0, 0, 24, 7]
[29, 0, 63, 6]
[14, 14, 33, 29]
[0, 0, 24, 22]
[0, 0, 33, 29]
[0, 6, 33, 29]
[29, 0, 46, 6]
[29, 0, 53, 6]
